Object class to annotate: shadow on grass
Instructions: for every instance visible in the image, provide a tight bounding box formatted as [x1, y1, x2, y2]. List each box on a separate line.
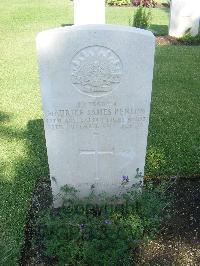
[5, 119, 49, 182]
[0, 114, 47, 181]
[0, 111, 12, 123]
[150, 24, 168, 36]
[0, 119, 49, 265]
[25, 119, 49, 178]
[0, 111, 25, 140]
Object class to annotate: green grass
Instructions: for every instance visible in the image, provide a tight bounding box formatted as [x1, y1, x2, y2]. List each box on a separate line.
[0, 0, 199, 265]
[146, 45, 200, 177]
[0, 1, 73, 264]
[106, 6, 169, 35]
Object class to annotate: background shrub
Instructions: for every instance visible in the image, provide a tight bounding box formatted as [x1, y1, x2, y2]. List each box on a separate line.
[178, 34, 200, 45]
[162, 0, 171, 8]
[132, 0, 157, 7]
[106, 0, 131, 6]
[132, 6, 152, 29]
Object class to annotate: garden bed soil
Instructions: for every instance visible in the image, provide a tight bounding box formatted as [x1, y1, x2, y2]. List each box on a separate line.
[134, 178, 200, 265]
[20, 177, 200, 265]
[156, 36, 179, 45]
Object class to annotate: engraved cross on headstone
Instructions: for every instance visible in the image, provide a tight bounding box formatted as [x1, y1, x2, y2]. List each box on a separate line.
[79, 133, 114, 181]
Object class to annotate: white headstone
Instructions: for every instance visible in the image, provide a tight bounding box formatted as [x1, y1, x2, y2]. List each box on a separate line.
[36, 25, 155, 207]
[169, 0, 200, 37]
[74, 0, 105, 25]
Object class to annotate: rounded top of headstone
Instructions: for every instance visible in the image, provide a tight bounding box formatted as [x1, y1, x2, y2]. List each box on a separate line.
[36, 24, 155, 42]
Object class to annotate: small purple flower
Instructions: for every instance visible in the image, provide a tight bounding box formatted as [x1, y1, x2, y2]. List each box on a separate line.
[79, 223, 85, 230]
[104, 219, 112, 225]
[121, 175, 129, 182]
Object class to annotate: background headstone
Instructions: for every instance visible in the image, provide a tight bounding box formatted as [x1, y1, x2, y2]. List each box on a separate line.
[169, 0, 200, 37]
[36, 25, 155, 207]
[74, 0, 105, 25]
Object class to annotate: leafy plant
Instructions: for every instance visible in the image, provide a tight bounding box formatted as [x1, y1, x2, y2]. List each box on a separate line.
[132, 0, 157, 8]
[178, 34, 200, 45]
[34, 182, 171, 265]
[162, 0, 171, 8]
[106, 0, 131, 6]
[131, 5, 152, 29]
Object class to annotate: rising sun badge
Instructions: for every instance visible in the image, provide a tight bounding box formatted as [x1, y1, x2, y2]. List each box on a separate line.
[71, 46, 122, 96]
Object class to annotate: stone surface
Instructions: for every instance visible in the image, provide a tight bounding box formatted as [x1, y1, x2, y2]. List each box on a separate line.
[74, 0, 105, 25]
[36, 24, 155, 207]
[169, 0, 200, 37]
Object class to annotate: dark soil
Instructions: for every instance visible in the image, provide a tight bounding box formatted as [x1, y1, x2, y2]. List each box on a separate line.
[20, 176, 53, 266]
[106, 3, 169, 8]
[20, 177, 200, 265]
[134, 178, 200, 265]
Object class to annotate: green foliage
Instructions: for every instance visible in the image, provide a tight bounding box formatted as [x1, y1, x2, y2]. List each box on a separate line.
[162, 0, 171, 8]
[36, 183, 170, 265]
[106, 0, 131, 6]
[132, 0, 157, 8]
[132, 6, 152, 29]
[178, 34, 200, 45]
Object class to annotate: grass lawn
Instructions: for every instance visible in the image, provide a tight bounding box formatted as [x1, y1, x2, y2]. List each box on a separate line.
[107, 6, 169, 35]
[0, 0, 199, 265]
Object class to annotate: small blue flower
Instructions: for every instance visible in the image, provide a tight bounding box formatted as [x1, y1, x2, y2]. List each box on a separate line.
[80, 223, 85, 230]
[121, 175, 129, 182]
[104, 219, 112, 225]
